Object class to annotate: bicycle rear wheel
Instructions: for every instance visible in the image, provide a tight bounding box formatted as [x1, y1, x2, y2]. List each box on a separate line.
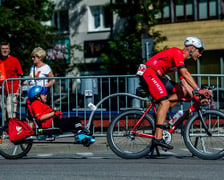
[0, 125, 33, 159]
[184, 109, 224, 160]
[107, 109, 155, 159]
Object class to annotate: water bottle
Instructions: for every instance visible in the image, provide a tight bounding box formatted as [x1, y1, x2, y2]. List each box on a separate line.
[88, 102, 97, 111]
[169, 110, 184, 125]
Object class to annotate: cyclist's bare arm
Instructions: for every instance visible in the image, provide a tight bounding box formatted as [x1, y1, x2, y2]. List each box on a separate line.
[179, 68, 198, 90]
[180, 78, 194, 97]
[179, 68, 212, 97]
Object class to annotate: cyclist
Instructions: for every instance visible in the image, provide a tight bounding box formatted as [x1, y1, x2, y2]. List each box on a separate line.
[27, 85, 95, 145]
[137, 36, 212, 149]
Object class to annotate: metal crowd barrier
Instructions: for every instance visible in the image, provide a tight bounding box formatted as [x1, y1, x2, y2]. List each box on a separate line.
[1, 74, 224, 136]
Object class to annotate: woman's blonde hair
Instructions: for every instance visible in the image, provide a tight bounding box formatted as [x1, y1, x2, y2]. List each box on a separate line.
[31, 47, 46, 59]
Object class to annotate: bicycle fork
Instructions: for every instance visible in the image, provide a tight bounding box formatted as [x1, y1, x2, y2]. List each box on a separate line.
[193, 109, 212, 152]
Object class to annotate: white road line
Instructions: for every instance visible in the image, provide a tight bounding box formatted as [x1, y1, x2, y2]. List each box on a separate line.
[76, 152, 94, 156]
[37, 153, 54, 157]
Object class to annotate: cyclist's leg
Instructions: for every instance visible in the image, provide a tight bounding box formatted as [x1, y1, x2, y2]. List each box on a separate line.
[155, 99, 170, 139]
[143, 70, 173, 149]
[154, 99, 173, 149]
[142, 69, 167, 102]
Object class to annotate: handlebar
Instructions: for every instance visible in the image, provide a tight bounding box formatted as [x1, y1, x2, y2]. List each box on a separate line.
[192, 87, 214, 107]
[170, 86, 214, 106]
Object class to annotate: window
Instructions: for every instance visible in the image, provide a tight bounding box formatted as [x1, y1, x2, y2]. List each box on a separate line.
[209, 0, 218, 17]
[156, 0, 222, 23]
[88, 6, 111, 32]
[156, 2, 171, 23]
[175, 0, 194, 22]
[84, 40, 108, 58]
[54, 10, 69, 32]
[198, 0, 219, 19]
[198, 0, 208, 19]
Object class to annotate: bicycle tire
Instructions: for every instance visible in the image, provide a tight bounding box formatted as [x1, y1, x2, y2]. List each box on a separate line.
[107, 109, 155, 159]
[0, 125, 33, 159]
[183, 109, 224, 160]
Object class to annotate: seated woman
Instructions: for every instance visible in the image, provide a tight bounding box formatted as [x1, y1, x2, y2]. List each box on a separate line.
[28, 85, 95, 145]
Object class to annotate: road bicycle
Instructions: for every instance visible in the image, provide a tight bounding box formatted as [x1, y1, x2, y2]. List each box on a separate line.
[107, 87, 224, 160]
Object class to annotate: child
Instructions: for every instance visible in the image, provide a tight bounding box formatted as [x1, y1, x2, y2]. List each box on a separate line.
[28, 85, 95, 145]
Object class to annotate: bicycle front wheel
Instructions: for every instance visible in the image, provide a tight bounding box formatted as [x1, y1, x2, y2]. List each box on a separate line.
[184, 109, 224, 160]
[107, 109, 155, 159]
[0, 125, 33, 159]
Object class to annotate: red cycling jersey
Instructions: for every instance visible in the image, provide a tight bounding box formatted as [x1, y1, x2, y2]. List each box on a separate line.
[143, 47, 185, 102]
[145, 47, 185, 76]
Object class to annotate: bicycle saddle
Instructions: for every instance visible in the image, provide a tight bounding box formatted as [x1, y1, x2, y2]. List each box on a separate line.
[136, 86, 150, 98]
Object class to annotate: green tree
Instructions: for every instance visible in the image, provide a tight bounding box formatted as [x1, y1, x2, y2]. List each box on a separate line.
[101, 0, 168, 75]
[0, 0, 72, 76]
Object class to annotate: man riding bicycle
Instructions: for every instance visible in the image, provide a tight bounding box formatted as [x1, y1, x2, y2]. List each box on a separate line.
[138, 36, 212, 149]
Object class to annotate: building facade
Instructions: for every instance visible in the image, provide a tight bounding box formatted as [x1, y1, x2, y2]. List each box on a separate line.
[153, 0, 224, 78]
[53, 0, 224, 82]
[53, 0, 117, 76]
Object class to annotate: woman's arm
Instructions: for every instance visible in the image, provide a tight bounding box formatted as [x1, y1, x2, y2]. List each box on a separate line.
[45, 71, 55, 88]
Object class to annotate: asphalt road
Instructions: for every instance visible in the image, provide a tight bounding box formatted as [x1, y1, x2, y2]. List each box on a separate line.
[0, 155, 224, 180]
[0, 135, 223, 180]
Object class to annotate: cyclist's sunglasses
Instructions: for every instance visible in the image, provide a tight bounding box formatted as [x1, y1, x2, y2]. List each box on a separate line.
[197, 48, 204, 54]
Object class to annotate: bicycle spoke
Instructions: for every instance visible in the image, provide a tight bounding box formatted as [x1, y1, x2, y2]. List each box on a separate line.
[107, 109, 155, 159]
[184, 109, 224, 159]
[12, 145, 19, 155]
[0, 126, 33, 159]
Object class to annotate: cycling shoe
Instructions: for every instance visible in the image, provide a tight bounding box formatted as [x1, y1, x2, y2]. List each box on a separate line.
[152, 138, 173, 150]
[75, 130, 95, 146]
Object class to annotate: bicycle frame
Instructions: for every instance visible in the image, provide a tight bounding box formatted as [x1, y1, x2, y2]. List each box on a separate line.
[132, 94, 204, 139]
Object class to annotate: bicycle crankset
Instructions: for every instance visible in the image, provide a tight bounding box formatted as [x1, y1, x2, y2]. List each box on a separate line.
[162, 130, 172, 144]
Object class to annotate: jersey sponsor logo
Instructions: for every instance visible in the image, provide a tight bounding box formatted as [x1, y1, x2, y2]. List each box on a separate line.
[157, 70, 162, 76]
[149, 75, 164, 94]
